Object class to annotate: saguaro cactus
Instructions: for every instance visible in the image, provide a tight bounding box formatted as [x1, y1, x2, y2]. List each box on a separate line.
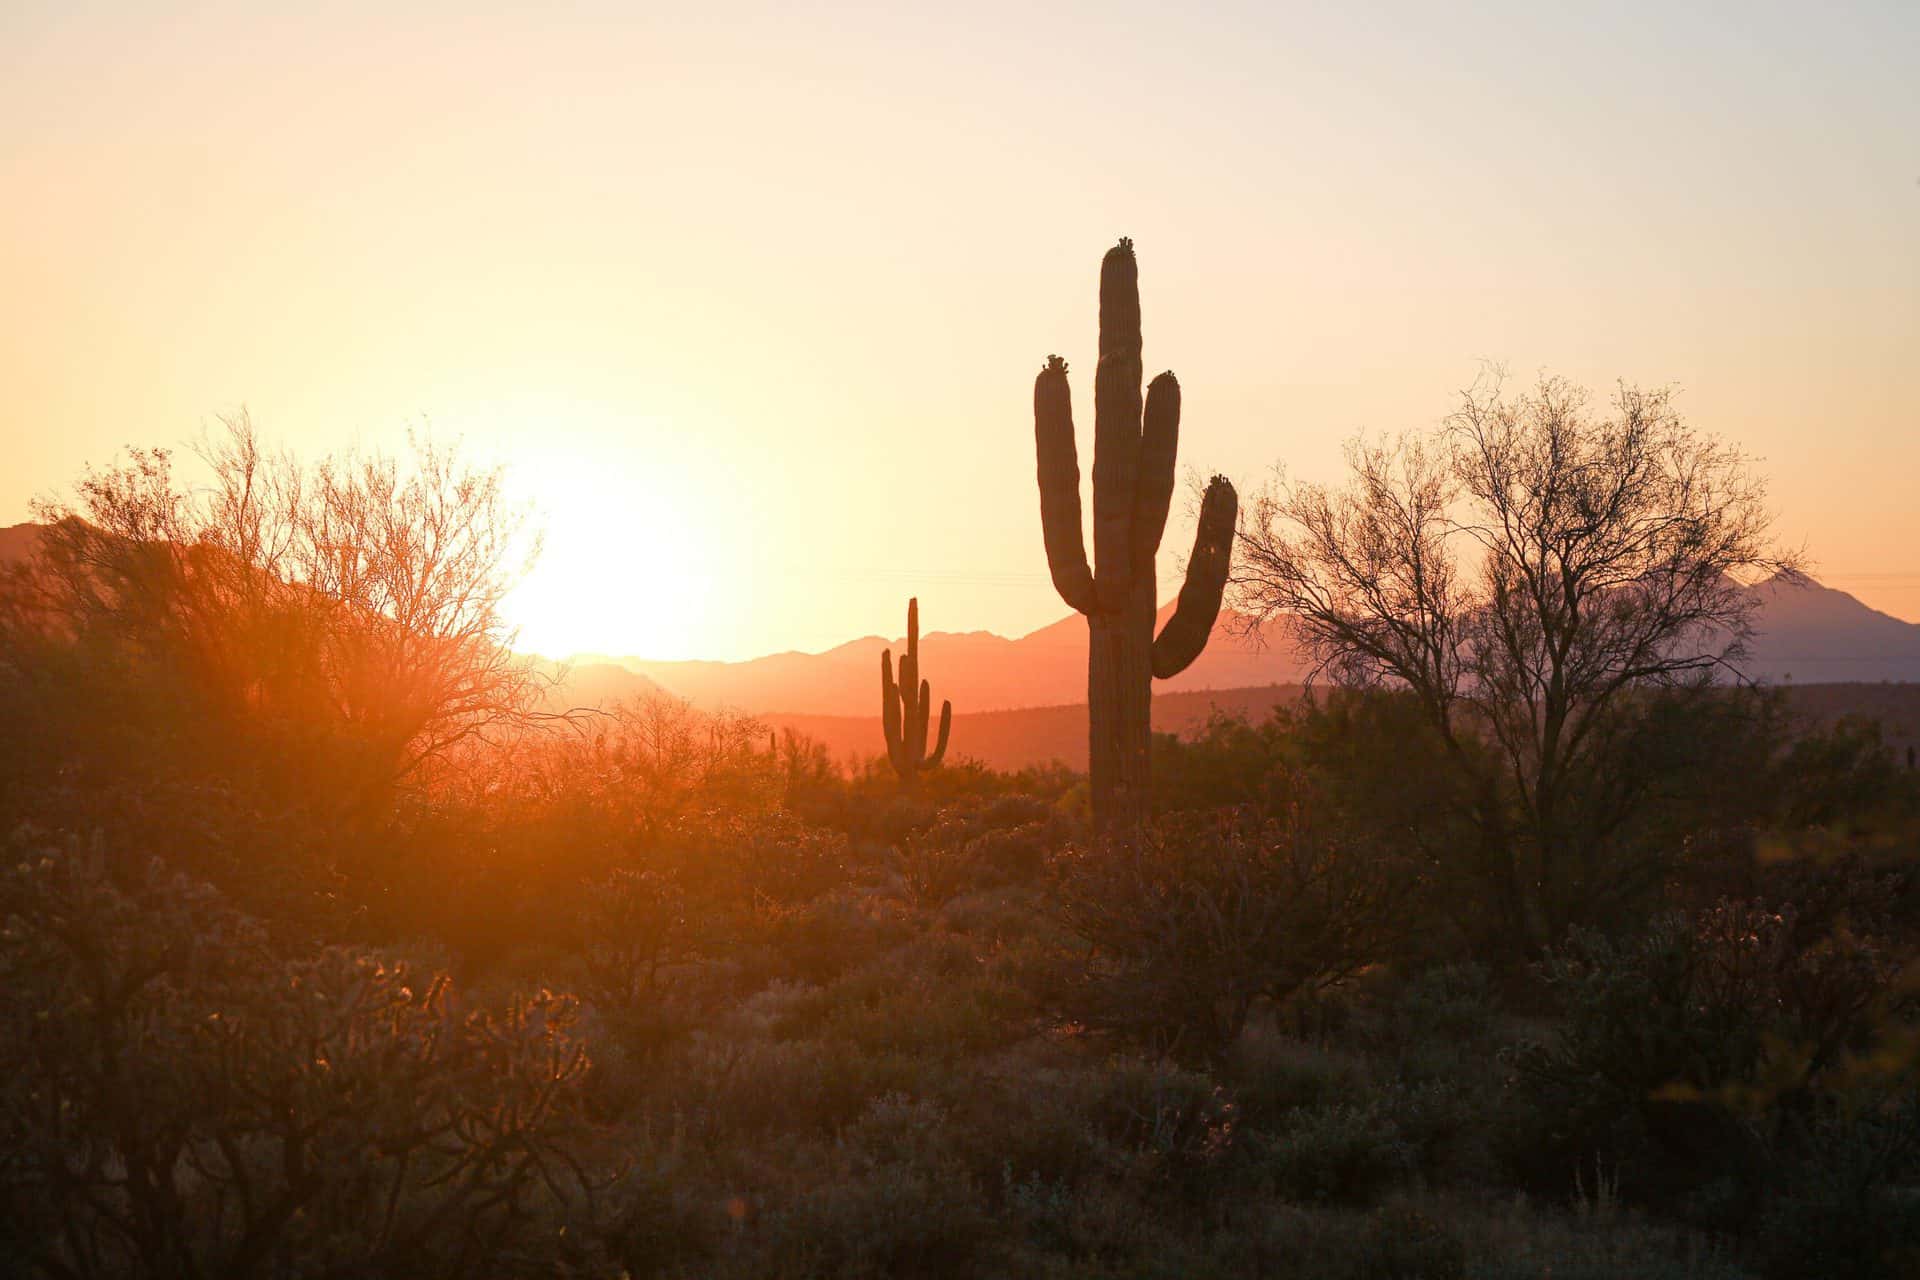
[880, 597, 952, 786]
[1034, 238, 1238, 829]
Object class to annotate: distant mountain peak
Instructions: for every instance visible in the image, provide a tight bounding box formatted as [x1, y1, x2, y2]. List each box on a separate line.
[561, 575, 1920, 715]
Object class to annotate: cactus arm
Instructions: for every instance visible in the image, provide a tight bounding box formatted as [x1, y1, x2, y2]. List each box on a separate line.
[927, 700, 952, 767]
[880, 649, 905, 771]
[1134, 371, 1181, 565]
[1092, 237, 1143, 611]
[912, 678, 932, 762]
[1035, 357, 1096, 614]
[1151, 475, 1238, 679]
[899, 646, 918, 731]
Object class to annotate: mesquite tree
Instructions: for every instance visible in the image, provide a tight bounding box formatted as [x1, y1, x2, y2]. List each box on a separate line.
[1231, 373, 1800, 946]
[880, 597, 951, 786]
[1033, 239, 1237, 828]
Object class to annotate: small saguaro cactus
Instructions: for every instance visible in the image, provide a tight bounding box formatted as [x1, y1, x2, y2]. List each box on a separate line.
[1034, 237, 1238, 829]
[880, 597, 952, 786]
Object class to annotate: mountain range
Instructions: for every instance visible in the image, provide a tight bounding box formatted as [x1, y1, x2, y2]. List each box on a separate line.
[7, 522, 1919, 754]
[570, 575, 1920, 718]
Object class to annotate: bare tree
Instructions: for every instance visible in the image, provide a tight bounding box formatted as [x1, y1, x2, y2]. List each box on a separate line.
[19, 414, 540, 801]
[1232, 373, 1801, 945]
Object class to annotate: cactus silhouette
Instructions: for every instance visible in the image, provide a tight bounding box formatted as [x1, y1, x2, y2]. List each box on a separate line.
[1034, 238, 1237, 828]
[880, 597, 951, 786]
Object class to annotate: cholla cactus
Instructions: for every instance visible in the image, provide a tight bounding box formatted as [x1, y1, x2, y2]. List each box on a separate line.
[1034, 238, 1237, 828]
[880, 597, 951, 786]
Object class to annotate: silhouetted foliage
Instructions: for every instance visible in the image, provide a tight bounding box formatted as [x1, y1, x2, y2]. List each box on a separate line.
[1234, 374, 1802, 949]
[15, 419, 537, 801]
[0, 831, 600, 1280]
[1047, 805, 1420, 1062]
[1507, 899, 1910, 1210]
[1150, 712, 1293, 816]
[6, 392, 1920, 1279]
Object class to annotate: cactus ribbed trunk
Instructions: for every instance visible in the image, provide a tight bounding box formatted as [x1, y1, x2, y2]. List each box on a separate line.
[1088, 577, 1157, 828]
[1032, 239, 1239, 831]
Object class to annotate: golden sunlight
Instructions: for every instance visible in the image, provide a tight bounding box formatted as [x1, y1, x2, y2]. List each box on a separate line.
[501, 463, 718, 661]
[5, 7, 1920, 1274]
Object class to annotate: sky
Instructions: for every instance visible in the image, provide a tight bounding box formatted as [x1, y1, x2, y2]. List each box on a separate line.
[3, 0, 1915, 660]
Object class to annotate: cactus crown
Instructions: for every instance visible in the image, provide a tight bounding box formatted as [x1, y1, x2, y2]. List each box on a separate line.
[1045, 354, 1068, 374]
[1115, 236, 1134, 252]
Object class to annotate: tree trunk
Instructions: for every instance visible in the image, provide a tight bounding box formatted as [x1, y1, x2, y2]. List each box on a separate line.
[1088, 578, 1156, 830]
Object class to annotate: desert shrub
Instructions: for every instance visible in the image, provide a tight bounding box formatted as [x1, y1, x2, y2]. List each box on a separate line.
[745, 886, 917, 988]
[574, 865, 749, 1069]
[637, 975, 953, 1148]
[1358, 1203, 1469, 1279]
[1774, 713, 1919, 832]
[1362, 964, 1501, 1053]
[1505, 911, 1771, 1200]
[1457, 1190, 1750, 1280]
[892, 819, 995, 910]
[737, 1164, 992, 1280]
[1270, 691, 1493, 958]
[1506, 900, 1906, 1206]
[1174, 1200, 1467, 1280]
[687, 810, 858, 908]
[939, 883, 1058, 947]
[1048, 807, 1417, 1061]
[1223, 1031, 1375, 1127]
[1151, 712, 1294, 816]
[890, 798, 1075, 909]
[1243, 1099, 1415, 1206]
[579, 867, 702, 1006]
[936, 1056, 1117, 1194]
[946, 1052, 1241, 1205]
[598, 1158, 723, 1280]
[1345, 967, 1515, 1140]
[715, 1121, 993, 1280]
[1085, 1056, 1239, 1184]
[772, 947, 1031, 1063]
[0, 831, 601, 1279]
[1751, 1090, 1920, 1279]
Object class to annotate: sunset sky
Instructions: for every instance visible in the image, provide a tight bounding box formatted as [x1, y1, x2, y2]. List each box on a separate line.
[4, 1, 1915, 661]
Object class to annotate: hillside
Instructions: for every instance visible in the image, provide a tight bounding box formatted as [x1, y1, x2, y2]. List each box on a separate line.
[764, 684, 1304, 772]
[587, 576, 1920, 717]
[0, 523, 44, 565]
[9, 522, 1919, 710]
[750, 681, 1920, 774]
[574, 604, 1305, 718]
[1743, 574, 1920, 684]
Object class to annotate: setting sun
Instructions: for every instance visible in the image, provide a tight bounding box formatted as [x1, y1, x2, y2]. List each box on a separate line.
[503, 464, 719, 661]
[3, 3, 1919, 1276]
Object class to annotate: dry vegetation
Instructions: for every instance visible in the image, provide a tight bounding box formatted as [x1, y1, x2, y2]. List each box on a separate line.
[2, 421, 1917, 1279]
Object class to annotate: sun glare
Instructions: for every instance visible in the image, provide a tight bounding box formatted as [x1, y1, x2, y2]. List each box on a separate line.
[502, 469, 715, 661]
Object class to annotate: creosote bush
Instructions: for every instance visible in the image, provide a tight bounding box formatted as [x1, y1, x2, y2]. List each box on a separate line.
[1506, 897, 1912, 1218]
[1048, 804, 1418, 1061]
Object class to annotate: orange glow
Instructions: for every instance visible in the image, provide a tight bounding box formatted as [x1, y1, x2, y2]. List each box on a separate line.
[501, 460, 719, 661]
[3, 3, 1916, 660]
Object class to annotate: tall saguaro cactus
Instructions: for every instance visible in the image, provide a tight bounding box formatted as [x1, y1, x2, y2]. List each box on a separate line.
[1034, 238, 1238, 829]
[881, 597, 952, 786]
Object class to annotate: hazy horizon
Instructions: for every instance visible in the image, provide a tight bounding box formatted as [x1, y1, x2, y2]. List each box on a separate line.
[6, 0, 1916, 659]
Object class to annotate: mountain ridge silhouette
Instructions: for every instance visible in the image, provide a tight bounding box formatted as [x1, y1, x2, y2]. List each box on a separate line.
[562, 575, 1920, 716]
[6, 522, 1916, 715]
